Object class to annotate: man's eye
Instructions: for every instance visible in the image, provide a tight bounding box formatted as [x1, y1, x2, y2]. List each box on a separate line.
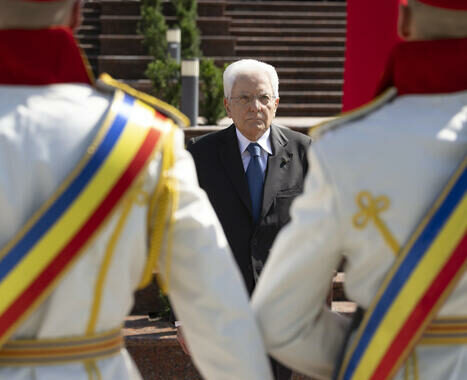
[259, 96, 270, 104]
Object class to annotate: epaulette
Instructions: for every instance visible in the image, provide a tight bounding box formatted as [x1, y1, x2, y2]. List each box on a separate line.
[96, 73, 190, 128]
[308, 88, 397, 140]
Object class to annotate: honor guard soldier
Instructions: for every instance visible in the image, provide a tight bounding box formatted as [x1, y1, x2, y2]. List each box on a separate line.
[252, 1, 467, 379]
[0, 1, 273, 379]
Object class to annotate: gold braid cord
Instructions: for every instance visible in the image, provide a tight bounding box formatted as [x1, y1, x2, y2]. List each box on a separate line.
[139, 127, 179, 292]
[353, 190, 400, 255]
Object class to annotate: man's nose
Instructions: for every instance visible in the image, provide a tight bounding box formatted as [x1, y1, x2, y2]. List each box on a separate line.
[248, 97, 261, 111]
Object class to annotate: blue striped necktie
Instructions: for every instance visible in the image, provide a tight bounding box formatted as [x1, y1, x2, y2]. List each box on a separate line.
[246, 143, 264, 222]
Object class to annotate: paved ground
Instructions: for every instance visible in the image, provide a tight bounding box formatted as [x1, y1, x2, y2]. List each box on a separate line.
[124, 315, 316, 379]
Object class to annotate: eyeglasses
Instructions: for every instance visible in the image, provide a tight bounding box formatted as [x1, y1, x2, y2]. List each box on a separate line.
[230, 94, 276, 106]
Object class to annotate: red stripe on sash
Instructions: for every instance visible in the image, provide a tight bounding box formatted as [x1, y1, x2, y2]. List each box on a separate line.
[371, 234, 467, 380]
[0, 128, 161, 338]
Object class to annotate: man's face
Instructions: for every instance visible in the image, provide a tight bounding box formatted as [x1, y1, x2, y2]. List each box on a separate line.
[224, 71, 279, 141]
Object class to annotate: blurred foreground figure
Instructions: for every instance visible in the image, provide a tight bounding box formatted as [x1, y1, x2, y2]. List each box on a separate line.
[252, 1, 467, 379]
[0, 1, 273, 379]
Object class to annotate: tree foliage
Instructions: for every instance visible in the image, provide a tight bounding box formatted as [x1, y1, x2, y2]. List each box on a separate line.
[139, 0, 225, 124]
[138, 0, 167, 61]
[200, 59, 226, 125]
[145, 58, 181, 108]
[172, 0, 201, 59]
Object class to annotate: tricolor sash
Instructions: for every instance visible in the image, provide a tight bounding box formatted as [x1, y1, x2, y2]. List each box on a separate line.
[0, 90, 167, 347]
[337, 156, 467, 380]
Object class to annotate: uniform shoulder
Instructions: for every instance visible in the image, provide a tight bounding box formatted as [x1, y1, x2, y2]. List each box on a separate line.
[96, 73, 189, 128]
[308, 88, 397, 141]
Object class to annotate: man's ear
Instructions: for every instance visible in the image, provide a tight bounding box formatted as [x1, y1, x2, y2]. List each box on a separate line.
[274, 97, 280, 112]
[224, 98, 232, 118]
[68, 0, 82, 31]
[398, 3, 412, 40]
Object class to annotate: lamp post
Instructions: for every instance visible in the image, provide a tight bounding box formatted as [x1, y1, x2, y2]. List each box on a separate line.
[166, 28, 181, 63]
[181, 59, 199, 127]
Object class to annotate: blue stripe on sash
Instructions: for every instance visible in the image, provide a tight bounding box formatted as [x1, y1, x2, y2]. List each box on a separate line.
[342, 166, 467, 380]
[0, 93, 134, 282]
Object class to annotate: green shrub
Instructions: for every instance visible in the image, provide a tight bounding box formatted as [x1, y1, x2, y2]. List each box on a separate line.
[172, 0, 201, 59]
[145, 58, 181, 108]
[139, 0, 226, 125]
[138, 0, 167, 61]
[200, 59, 226, 125]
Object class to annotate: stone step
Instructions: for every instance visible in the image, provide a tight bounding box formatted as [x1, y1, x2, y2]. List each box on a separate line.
[231, 18, 346, 29]
[279, 91, 342, 104]
[99, 34, 235, 56]
[75, 24, 100, 36]
[100, 0, 226, 17]
[101, 15, 231, 36]
[225, 10, 347, 20]
[105, 71, 344, 87]
[99, 35, 345, 57]
[211, 56, 345, 68]
[81, 16, 100, 27]
[76, 34, 99, 45]
[236, 45, 345, 58]
[226, 0, 346, 13]
[82, 8, 100, 18]
[236, 36, 346, 47]
[332, 301, 357, 317]
[230, 27, 346, 38]
[121, 75, 343, 95]
[332, 272, 347, 301]
[86, 54, 98, 71]
[79, 43, 100, 56]
[82, 0, 100, 11]
[280, 79, 343, 91]
[123, 79, 153, 94]
[98, 55, 344, 80]
[276, 103, 341, 117]
[276, 67, 343, 80]
[98, 56, 149, 80]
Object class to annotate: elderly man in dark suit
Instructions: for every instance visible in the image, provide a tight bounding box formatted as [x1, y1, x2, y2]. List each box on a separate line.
[187, 59, 311, 380]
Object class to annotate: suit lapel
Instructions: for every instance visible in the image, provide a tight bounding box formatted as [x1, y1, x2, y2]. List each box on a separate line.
[219, 125, 252, 215]
[261, 124, 292, 218]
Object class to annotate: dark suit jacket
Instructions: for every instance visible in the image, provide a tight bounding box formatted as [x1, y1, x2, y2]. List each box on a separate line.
[187, 124, 311, 294]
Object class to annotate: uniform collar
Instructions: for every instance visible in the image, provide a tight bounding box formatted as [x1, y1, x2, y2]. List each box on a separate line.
[379, 38, 467, 95]
[0, 27, 93, 86]
[235, 126, 272, 155]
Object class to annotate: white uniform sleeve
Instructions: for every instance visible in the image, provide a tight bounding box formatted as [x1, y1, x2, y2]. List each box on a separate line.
[251, 145, 350, 380]
[156, 129, 273, 380]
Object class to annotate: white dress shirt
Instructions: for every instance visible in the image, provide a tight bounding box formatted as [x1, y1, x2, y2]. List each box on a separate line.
[236, 127, 272, 176]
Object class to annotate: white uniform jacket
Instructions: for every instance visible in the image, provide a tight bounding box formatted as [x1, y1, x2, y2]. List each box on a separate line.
[252, 88, 467, 380]
[0, 83, 273, 380]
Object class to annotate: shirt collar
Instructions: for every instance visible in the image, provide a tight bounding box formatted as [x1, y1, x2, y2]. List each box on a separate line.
[236, 126, 272, 155]
[0, 28, 93, 86]
[377, 38, 467, 96]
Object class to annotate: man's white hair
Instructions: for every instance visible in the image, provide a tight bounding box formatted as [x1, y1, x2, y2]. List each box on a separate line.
[223, 59, 279, 99]
[0, 0, 76, 30]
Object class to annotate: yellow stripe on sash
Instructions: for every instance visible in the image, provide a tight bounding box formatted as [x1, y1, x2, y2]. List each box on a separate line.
[0, 92, 152, 317]
[350, 193, 467, 379]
